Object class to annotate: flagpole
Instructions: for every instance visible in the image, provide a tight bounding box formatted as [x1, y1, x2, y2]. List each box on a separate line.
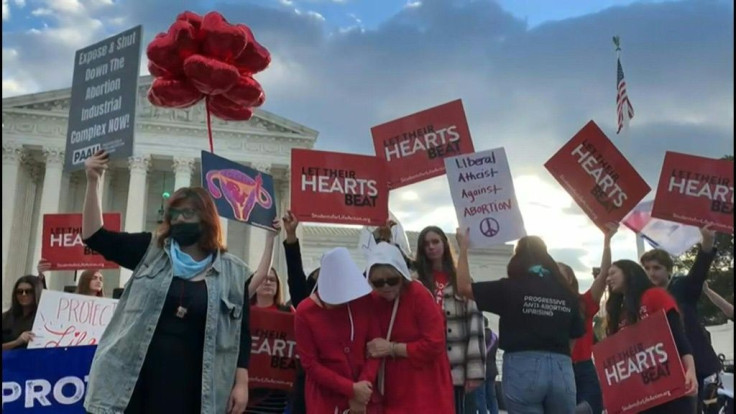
[614, 35, 645, 259]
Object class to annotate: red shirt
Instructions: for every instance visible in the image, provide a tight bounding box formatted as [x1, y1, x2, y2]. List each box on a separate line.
[433, 271, 449, 307]
[618, 287, 678, 330]
[294, 295, 380, 414]
[371, 281, 454, 413]
[571, 290, 600, 363]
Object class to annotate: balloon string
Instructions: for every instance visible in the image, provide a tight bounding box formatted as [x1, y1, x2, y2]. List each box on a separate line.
[206, 96, 214, 153]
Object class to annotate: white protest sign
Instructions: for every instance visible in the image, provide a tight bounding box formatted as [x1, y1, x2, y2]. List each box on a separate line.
[445, 148, 526, 248]
[28, 290, 118, 349]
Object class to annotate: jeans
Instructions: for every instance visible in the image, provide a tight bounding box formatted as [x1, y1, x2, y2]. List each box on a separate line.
[573, 360, 602, 414]
[474, 379, 499, 414]
[502, 351, 576, 414]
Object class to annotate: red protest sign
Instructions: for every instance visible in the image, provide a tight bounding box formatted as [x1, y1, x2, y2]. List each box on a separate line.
[371, 99, 475, 189]
[42, 213, 121, 270]
[290, 148, 389, 226]
[651, 152, 733, 233]
[544, 121, 650, 229]
[249, 308, 297, 390]
[593, 310, 686, 413]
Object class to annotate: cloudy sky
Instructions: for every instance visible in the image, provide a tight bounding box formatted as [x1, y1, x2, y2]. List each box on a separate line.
[2, 0, 733, 288]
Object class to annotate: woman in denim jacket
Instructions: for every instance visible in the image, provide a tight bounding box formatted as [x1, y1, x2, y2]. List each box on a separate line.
[81, 150, 255, 414]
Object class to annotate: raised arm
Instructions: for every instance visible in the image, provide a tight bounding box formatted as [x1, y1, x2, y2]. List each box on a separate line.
[247, 221, 280, 298]
[455, 227, 474, 300]
[82, 150, 108, 239]
[282, 211, 309, 306]
[704, 281, 734, 320]
[590, 223, 617, 302]
[681, 225, 717, 301]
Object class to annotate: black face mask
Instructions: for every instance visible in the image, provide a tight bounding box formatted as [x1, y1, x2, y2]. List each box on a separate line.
[170, 222, 202, 247]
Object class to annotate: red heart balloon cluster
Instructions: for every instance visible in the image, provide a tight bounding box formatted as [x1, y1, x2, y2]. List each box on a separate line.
[146, 11, 270, 121]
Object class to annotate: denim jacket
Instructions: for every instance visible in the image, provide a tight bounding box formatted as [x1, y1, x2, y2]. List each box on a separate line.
[84, 236, 251, 414]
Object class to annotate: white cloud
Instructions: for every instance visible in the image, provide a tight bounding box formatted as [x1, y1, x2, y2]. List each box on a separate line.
[406, 1, 422, 8]
[2, 0, 10, 21]
[31, 8, 53, 16]
[306, 10, 325, 21]
[12, 0, 25, 6]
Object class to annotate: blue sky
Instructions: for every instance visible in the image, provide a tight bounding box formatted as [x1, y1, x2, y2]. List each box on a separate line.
[2, 0, 733, 288]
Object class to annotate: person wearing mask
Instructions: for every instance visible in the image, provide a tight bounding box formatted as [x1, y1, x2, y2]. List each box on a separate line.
[365, 242, 454, 413]
[81, 150, 254, 414]
[294, 247, 379, 414]
[557, 224, 617, 414]
[455, 231, 585, 413]
[474, 317, 500, 414]
[414, 226, 486, 413]
[605, 259, 699, 413]
[2, 275, 44, 351]
[76, 269, 105, 297]
[640, 226, 719, 411]
[703, 281, 733, 321]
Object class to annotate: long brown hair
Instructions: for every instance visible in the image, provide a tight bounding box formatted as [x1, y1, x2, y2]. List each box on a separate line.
[250, 267, 284, 307]
[415, 226, 458, 294]
[157, 187, 226, 252]
[557, 262, 586, 320]
[76, 269, 104, 297]
[507, 236, 576, 299]
[605, 260, 656, 336]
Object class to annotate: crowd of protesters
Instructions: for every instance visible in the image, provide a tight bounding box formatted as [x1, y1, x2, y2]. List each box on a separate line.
[1, 149, 732, 414]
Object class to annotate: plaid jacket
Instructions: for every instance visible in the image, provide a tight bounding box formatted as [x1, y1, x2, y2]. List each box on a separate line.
[440, 284, 487, 386]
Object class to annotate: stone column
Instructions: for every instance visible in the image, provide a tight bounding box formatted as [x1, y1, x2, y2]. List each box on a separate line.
[246, 162, 273, 272]
[2, 143, 25, 292]
[172, 157, 194, 191]
[119, 155, 151, 287]
[100, 169, 115, 212]
[271, 168, 291, 281]
[32, 147, 65, 270]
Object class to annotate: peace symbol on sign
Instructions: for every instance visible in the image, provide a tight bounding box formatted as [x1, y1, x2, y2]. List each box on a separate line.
[479, 217, 500, 238]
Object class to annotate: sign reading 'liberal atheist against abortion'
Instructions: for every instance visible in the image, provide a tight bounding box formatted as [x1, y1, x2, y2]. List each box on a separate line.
[64, 26, 142, 172]
[290, 148, 389, 226]
[371, 100, 475, 189]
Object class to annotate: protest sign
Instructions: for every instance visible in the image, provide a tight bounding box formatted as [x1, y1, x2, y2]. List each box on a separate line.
[545, 121, 650, 229]
[444, 148, 526, 248]
[651, 152, 733, 233]
[201, 151, 277, 231]
[290, 149, 389, 226]
[371, 99, 475, 189]
[28, 291, 118, 349]
[593, 310, 685, 413]
[64, 25, 142, 171]
[249, 308, 298, 390]
[2, 345, 97, 413]
[622, 200, 701, 256]
[42, 213, 121, 270]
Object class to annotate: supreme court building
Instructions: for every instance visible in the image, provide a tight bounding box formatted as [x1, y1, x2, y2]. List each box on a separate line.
[2, 75, 512, 309]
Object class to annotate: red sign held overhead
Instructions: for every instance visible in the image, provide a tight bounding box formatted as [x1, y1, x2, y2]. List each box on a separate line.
[41, 213, 121, 270]
[371, 99, 475, 189]
[249, 308, 298, 390]
[544, 121, 651, 229]
[651, 152, 733, 233]
[593, 310, 686, 413]
[290, 148, 389, 226]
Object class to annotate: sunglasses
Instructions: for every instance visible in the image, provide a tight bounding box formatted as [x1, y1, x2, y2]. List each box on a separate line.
[169, 208, 198, 220]
[16, 289, 33, 296]
[371, 277, 401, 288]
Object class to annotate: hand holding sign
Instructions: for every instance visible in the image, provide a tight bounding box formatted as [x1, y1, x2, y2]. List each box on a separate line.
[84, 150, 109, 182]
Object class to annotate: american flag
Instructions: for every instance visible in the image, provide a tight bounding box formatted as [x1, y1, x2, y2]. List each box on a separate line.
[616, 57, 634, 134]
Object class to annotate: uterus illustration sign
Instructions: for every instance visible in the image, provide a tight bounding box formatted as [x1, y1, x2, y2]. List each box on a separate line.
[201, 151, 277, 231]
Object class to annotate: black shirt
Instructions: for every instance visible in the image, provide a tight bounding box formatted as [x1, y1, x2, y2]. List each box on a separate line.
[667, 247, 720, 377]
[84, 227, 251, 369]
[472, 274, 585, 356]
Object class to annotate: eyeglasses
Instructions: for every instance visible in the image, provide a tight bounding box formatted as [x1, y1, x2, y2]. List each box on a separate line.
[370, 277, 401, 288]
[169, 208, 198, 220]
[16, 289, 33, 296]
